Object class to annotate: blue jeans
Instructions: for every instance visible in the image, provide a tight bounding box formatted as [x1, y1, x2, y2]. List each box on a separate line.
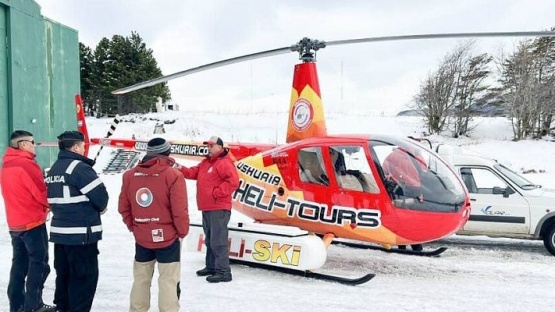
[8, 223, 50, 312]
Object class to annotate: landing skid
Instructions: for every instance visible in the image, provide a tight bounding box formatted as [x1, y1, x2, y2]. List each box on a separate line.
[333, 240, 447, 257]
[231, 258, 375, 285]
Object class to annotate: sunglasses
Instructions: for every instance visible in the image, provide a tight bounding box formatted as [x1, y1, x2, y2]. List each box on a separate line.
[17, 139, 35, 145]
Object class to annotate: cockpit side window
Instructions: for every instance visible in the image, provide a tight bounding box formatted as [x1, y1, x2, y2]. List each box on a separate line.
[329, 146, 379, 193]
[298, 148, 329, 186]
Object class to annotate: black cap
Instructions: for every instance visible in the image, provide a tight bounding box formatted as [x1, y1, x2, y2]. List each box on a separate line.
[147, 138, 171, 155]
[57, 131, 85, 150]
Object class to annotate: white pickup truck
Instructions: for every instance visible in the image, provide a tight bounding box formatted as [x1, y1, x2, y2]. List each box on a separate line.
[436, 144, 555, 256]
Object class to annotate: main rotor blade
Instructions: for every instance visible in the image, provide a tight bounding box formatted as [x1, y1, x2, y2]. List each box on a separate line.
[114, 31, 555, 95]
[324, 31, 555, 47]
[112, 46, 293, 95]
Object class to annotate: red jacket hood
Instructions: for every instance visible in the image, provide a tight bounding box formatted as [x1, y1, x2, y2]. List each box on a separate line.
[2, 147, 36, 164]
[137, 155, 176, 173]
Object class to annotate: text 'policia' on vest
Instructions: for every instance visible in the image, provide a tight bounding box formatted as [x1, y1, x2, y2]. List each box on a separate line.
[45, 131, 109, 245]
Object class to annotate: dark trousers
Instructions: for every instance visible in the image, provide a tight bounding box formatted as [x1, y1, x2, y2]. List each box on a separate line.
[53, 243, 99, 312]
[202, 210, 231, 274]
[8, 224, 50, 312]
[135, 239, 181, 263]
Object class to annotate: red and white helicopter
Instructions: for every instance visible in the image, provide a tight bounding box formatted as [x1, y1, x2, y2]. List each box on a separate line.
[66, 31, 554, 284]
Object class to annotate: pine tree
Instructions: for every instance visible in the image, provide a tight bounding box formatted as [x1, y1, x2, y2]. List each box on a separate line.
[81, 32, 171, 116]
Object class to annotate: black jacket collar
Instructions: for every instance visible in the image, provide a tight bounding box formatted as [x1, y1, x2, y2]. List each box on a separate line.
[57, 149, 95, 167]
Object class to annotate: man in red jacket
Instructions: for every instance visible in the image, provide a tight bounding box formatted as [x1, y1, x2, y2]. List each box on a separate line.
[178, 136, 239, 283]
[1, 130, 55, 312]
[118, 138, 189, 312]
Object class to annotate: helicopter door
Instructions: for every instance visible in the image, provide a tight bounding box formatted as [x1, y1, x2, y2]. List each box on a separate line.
[328, 146, 379, 193]
[459, 167, 529, 234]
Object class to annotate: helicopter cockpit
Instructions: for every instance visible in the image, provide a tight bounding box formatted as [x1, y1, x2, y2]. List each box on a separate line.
[295, 137, 466, 213]
[369, 136, 466, 213]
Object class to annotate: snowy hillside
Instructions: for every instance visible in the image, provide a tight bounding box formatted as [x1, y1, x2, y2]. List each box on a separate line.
[1, 112, 554, 312]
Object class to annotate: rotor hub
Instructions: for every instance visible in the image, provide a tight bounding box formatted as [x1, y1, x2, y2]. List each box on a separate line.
[291, 37, 326, 63]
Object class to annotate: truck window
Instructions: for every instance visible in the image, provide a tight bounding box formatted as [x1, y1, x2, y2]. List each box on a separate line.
[462, 167, 508, 194]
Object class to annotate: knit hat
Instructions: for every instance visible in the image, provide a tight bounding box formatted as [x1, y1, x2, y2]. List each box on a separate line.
[57, 131, 85, 150]
[203, 136, 223, 146]
[147, 138, 171, 155]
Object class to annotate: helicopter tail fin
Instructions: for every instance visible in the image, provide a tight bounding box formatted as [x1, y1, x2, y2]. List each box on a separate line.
[286, 62, 327, 143]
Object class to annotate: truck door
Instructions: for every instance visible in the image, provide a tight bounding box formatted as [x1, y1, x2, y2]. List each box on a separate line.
[459, 167, 530, 234]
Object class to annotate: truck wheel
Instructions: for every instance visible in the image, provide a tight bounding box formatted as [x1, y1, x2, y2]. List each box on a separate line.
[544, 224, 555, 256]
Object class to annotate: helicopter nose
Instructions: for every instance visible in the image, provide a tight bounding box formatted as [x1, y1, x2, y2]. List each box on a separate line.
[384, 202, 470, 244]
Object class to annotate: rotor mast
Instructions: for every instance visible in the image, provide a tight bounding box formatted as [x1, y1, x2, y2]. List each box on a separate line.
[291, 37, 326, 63]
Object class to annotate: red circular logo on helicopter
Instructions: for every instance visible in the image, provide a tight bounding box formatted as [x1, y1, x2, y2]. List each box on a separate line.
[291, 99, 313, 131]
[136, 188, 153, 207]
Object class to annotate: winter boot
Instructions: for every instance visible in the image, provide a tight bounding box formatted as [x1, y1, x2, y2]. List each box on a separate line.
[27, 303, 56, 312]
[206, 272, 232, 283]
[196, 267, 215, 276]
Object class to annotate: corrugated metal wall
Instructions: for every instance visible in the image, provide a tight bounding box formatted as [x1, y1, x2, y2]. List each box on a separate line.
[0, 0, 79, 167]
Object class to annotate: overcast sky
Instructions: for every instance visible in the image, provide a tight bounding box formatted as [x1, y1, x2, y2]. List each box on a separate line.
[35, 0, 555, 115]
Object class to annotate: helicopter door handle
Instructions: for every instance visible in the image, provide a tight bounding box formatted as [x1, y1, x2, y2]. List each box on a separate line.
[470, 198, 476, 201]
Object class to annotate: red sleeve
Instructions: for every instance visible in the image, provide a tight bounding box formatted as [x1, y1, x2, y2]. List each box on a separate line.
[213, 158, 239, 198]
[23, 163, 49, 210]
[179, 163, 201, 180]
[118, 173, 133, 232]
[169, 171, 189, 238]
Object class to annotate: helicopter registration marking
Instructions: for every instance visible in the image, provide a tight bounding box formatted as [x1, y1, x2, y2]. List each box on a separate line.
[234, 179, 381, 228]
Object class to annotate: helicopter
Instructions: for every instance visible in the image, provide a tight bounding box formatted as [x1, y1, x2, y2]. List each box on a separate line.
[67, 31, 555, 284]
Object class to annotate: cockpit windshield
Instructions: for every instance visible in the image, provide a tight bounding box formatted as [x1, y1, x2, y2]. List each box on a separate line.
[369, 137, 466, 213]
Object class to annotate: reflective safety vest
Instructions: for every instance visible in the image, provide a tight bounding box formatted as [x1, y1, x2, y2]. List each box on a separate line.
[46, 150, 109, 245]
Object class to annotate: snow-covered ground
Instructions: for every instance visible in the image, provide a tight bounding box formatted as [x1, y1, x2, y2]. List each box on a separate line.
[1, 112, 554, 312]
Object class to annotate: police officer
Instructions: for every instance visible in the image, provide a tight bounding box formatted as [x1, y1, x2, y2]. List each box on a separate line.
[45, 131, 109, 312]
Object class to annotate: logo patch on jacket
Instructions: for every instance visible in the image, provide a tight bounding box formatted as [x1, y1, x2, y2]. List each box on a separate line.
[136, 188, 153, 207]
[152, 229, 164, 242]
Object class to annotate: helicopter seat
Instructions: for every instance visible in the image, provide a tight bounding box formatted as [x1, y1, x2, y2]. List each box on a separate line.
[300, 167, 319, 184]
[358, 172, 380, 193]
[337, 174, 364, 192]
[298, 150, 329, 186]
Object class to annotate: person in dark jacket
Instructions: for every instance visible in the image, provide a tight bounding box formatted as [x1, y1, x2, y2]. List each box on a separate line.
[1, 130, 55, 312]
[45, 131, 109, 312]
[176, 136, 239, 283]
[118, 138, 189, 312]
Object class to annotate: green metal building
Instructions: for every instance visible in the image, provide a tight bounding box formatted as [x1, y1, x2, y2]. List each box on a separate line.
[1, 0, 79, 168]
